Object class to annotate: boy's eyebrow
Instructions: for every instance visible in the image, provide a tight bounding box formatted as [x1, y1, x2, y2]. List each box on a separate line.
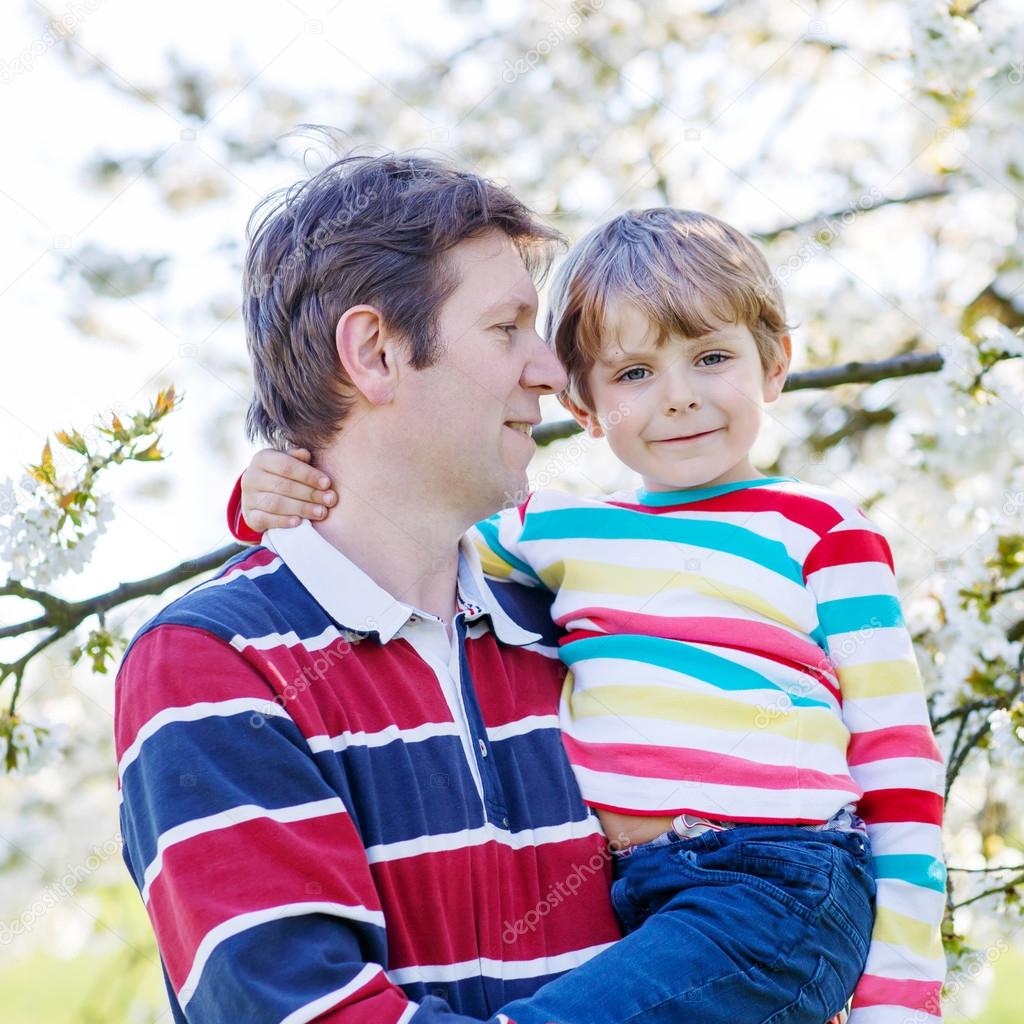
[598, 333, 719, 365]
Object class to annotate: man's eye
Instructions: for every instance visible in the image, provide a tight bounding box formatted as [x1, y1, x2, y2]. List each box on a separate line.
[496, 324, 517, 336]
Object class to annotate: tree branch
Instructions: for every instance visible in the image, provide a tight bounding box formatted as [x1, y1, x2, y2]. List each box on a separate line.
[753, 185, 952, 243]
[0, 542, 246, 642]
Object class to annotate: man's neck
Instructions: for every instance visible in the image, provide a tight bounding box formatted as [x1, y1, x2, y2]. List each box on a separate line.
[310, 452, 467, 627]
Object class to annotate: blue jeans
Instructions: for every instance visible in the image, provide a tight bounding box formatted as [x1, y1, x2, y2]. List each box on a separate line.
[498, 824, 876, 1024]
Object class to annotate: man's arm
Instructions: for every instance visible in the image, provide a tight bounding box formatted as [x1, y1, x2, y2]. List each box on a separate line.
[115, 622, 522, 1023]
[806, 514, 947, 1024]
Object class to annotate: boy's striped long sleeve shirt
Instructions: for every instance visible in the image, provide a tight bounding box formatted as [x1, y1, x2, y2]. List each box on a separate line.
[470, 475, 947, 1024]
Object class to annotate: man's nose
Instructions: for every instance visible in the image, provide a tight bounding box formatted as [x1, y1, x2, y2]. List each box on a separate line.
[522, 330, 568, 394]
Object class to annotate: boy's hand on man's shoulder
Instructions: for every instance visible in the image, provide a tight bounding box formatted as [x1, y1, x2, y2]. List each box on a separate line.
[241, 446, 337, 532]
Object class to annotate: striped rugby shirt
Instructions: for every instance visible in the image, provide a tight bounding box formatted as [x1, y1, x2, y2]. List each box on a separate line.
[470, 476, 947, 1024]
[115, 522, 622, 1023]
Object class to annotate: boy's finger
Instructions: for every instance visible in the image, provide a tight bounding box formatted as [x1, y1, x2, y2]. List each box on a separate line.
[248, 512, 303, 532]
[268, 449, 330, 490]
[262, 473, 333, 505]
[286, 447, 312, 462]
[264, 493, 330, 520]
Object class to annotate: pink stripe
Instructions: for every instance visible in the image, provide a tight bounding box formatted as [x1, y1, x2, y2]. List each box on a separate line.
[558, 608, 840, 702]
[852, 974, 943, 1012]
[847, 724, 943, 766]
[562, 733, 857, 793]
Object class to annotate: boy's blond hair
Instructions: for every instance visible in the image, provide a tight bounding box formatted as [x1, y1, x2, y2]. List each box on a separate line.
[545, 208, 792, 409]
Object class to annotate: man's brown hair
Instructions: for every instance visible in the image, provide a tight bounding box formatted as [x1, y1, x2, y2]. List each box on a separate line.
[243, 151, 563, 449]
[545, 208, 791, 410]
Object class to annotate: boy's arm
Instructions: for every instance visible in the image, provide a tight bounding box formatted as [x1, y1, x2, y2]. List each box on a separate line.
[806, 514, 946, 1024]
[469, 496, 550, 590]
[116, 625, 520, 1024]
[228, 447, 337, 542]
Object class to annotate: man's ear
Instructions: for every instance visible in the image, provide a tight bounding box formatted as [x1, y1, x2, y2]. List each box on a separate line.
[558, 391, 604, 439]
[763, 334, 793, 403]
[335, 305, 401, 405]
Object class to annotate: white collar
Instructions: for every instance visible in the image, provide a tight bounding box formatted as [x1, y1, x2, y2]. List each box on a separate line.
[264, 521, 542, 647]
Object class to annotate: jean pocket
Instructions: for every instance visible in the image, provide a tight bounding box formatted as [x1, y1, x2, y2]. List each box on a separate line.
[732, 839, 835, 919]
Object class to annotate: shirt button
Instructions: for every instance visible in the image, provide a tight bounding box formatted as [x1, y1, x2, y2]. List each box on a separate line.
[478, 738, 488, 758]
[502, 817, 510, 828]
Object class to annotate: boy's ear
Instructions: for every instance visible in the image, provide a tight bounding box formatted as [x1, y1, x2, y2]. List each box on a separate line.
[335, 305, 400, 405]
[762, 334, 793, 403]
[558, 391, 604, 439]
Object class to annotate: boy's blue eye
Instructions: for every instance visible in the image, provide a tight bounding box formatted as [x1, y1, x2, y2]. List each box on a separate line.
[699, 352, 729, 366]
[618, 367, 649, 382]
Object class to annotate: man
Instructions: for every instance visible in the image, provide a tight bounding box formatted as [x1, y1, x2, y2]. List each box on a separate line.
[115, 152, 624, 1023]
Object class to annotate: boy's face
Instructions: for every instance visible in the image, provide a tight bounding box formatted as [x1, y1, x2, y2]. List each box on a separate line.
[564, 300, 790, 493]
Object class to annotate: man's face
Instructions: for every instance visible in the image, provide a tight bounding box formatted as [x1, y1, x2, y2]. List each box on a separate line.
[578, 300, 788, 492]
[398, 230, 567, 524]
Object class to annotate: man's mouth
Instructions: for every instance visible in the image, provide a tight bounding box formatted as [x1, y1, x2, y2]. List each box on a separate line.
[504, 421, 536, 437]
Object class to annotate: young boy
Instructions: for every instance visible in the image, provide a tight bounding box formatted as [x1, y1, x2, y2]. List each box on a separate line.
[233, 208, 946, 1024]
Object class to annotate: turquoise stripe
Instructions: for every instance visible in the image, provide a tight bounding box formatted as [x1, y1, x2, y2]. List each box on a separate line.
[520, 508, 804, 586]
[636, 477, 797, 506]
[873, 854, 947, 892]
[474, 517, 544, 586]
[817, 594, 904, 635]
[561, 633, 831, 709]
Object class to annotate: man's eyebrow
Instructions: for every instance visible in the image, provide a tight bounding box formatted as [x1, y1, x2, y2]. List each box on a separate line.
[479, 300, 536, 321]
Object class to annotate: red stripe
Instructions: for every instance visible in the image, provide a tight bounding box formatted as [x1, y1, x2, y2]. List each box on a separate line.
[468, 639, 567, 728]
[373, 835, 620, 967]
[115, 626, 279, 757]
[804, 528, 894, 577]
[558, 610, 842, 705]
[847, 725, 943, 766]
[607, 487, 845, 537]
[852, 974, 943, 1013]
[147, 810, 375, 990]
[562, 733, 857, 793]
[857, 787, 943, 825]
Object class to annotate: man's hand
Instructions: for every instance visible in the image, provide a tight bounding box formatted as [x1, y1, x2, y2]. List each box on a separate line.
[240, 447, 336, 531]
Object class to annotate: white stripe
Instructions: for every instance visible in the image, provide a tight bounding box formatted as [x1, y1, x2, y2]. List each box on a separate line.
[843, 693, 933, 733]
[864, 821, 944, 859]
[279, 963, 386, 1024]
[306, 721, 462, 754]
[191, 557, 282, 592]
[571, 763, 857, 820]
[846, 1007, 940, 1024]
[874, 876, 946, 921]
[179, 902, 386, 1009]
[118, 699, 291, 779]
[826, 625, 916, 667]
[807, 561, 896, 602]
[385, 940, 614, 986]
[365, 817, 603, 864]
[230, 622, 352, 653]
[140, 798, 346, 903]
[862, 939, 946, 983]
[851, 757, 945, 796]
[395, 1002, 419, 1024]
[486, 715, 560, 741]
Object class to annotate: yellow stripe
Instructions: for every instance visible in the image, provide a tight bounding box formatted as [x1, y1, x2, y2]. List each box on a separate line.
[840, 660, 923, 699]
[475, 541, 516, 579]
[536, 559, 802, 632]
[569, 684, 849, 749]
[873, 907, 944, 960]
